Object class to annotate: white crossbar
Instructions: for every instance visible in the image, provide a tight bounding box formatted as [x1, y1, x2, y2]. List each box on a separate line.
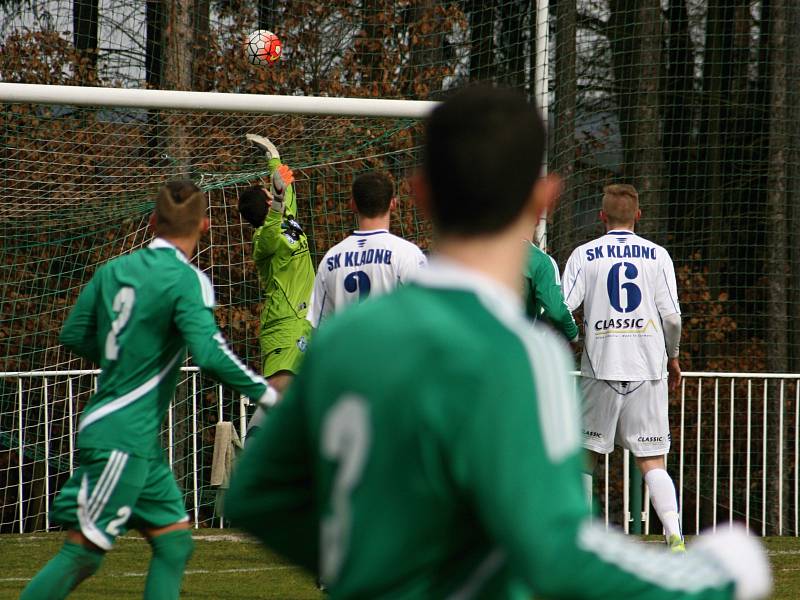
[0, 83, 437, 118]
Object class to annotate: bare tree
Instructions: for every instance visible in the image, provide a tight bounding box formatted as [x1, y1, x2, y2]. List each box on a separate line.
[765, 0, 789, 533]
[72, 0, 98, 74]
[550, 0, 576, 262]
[467, 0, 496, 82]
[608, 0, 662, 240]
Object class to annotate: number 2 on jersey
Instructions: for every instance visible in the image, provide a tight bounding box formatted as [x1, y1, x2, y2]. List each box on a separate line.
[105, 286, 135, 361]
[320, 395, 370, 584]
[344, 270, 371, 301]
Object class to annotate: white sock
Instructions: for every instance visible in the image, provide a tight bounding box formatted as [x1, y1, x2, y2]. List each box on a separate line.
[582, 473, 593, 512]
[644, 468, 682, 539]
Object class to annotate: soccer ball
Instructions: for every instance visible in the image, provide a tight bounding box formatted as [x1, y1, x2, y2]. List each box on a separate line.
[246, 30, 282, 66]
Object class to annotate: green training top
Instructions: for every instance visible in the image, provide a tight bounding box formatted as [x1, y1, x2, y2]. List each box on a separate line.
[226, 260, 735, 600]
[253, 157, 315, 344]
[524, 242, 579, 341]
[60, 238, 268, 459]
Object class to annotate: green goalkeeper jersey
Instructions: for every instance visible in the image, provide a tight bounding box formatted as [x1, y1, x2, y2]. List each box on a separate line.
[60, 238, 268, 459]
[227, 260, 735, 600]
[253, 158, 315, 344]
[524, 242, 579, 341]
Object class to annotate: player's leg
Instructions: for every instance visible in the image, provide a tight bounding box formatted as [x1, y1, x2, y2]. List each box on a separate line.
[579, 377, 622, 510]
[268, 370, 294, 395]
[21, 449, 144, 599]
[619, 379, 684, 550]
[19, 531, 105, 600]
[251, 322, 311, 433]
[134, 457, 195, 600]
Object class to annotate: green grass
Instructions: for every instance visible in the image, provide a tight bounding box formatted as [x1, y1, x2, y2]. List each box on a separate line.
[1, 531, 799, 599]
[0, 529, 322, 599]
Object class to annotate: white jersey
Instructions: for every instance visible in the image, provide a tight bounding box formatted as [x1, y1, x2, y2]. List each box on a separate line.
[562, 230, 680, 381]
[307, 229, 427, 327]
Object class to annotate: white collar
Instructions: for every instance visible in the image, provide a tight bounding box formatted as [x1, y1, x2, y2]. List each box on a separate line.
[149, 237, 188, 263]
[352, 229, 389, 236]
[412, 257, 523, 317]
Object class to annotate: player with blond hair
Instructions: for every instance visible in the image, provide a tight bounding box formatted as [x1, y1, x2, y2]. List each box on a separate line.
[562, 183, 685, 550]
[21, 180, 275, 600]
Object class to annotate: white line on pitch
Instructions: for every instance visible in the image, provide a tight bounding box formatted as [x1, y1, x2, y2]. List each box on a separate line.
[0, 565, 295, 583]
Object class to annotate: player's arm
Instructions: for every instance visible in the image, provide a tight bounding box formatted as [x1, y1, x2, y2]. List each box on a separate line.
[452, 331, 767, 599]
[307, 267, 329, 328]
[59, 274, 101, 363]
[656, 252, 682, 390]
[533, 250, 579, 341]
[174, 269, 274, 406]
[226, 357, 316, 571]
[252, 162, 296, 262]
[561, 247, 585, 312]
[397, 245, 427, 283]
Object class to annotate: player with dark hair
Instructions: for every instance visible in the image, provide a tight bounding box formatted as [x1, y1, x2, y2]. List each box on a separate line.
[307, 170, 426, 327]
[238, 135, 315, 397]
[226, 87, 771, 599]
[21, 181, 275, 600]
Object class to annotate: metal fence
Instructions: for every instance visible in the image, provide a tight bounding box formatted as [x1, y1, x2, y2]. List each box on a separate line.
[1, 370, 798, 536]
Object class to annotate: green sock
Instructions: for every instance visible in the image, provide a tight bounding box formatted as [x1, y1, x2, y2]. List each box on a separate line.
[20, 540, 104, 600]
[144, 529, 195, 600]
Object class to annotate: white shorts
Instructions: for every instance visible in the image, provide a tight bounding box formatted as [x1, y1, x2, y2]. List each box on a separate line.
[580, 377, 671, 457]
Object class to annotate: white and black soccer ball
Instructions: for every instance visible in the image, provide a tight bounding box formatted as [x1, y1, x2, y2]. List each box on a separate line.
[246, 30, 282, 66]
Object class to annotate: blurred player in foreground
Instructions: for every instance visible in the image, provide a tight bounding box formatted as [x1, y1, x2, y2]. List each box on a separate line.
[226, 87, 771, 600]
[307, 170, 426, 327]
[21, 181, 276, 600]
[562, 184, 685, 551]
[238, 135, 315, 396]
[524, 239, 578, 342]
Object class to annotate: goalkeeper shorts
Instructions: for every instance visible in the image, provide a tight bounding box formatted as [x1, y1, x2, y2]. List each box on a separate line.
[580, 377, 671, 457]
[51, 448, 188, 550]
[260, 318, 312, 378]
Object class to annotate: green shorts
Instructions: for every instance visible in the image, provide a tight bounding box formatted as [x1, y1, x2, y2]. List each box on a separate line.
[261, 319, 312, 378]
[50, 448, 188, 550]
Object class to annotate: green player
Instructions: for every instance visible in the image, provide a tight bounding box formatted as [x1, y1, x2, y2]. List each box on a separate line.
[225, 88, 771, 599]
[237, 135, 315, 397]
[524, 240, 579, 342]
[20, 181, 275, 600]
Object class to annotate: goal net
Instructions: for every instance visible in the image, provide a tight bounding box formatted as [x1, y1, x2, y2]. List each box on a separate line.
[1, 96, 435, 531]
[0, 0, 549, 533]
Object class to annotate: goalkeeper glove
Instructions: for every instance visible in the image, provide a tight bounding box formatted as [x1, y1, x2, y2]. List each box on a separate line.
[245, 133, 280, 161]
[269, 164, 294, 215]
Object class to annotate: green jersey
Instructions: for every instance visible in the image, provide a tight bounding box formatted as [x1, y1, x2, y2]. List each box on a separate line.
[524, 242, 579, 341]
[227, 260, 735, 600]
[60, 238, 268, 459]
[253, 158, 315, 345]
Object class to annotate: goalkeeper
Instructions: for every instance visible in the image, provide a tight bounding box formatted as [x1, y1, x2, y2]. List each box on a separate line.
[524, 240, 578, 342]
[238, 135, 315, 397]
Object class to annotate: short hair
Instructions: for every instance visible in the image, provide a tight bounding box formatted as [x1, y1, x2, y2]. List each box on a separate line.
[352, 171, 394, 218]
[154, 180, 207, 237]
[602, 184, 639, 227]
[238, 186, 268, 227]
[423, 86, 546, 236]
